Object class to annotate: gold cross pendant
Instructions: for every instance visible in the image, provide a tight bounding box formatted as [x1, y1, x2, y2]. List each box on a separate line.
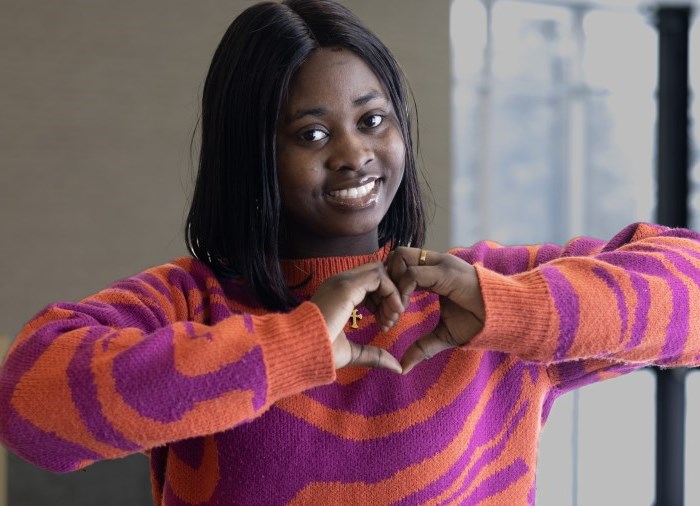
[349, 309, 363, 329]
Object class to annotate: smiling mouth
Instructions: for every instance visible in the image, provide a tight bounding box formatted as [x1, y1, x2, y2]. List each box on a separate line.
[325, 178, 381, 210]
[328, 179, 376, 199]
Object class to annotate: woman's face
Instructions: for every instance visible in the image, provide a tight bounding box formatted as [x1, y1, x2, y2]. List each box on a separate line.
[276, 47, 405, 258]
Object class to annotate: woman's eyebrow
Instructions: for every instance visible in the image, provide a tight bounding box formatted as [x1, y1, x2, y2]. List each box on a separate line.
[288, 107, 327, 122]
[352, 90, 384, 106]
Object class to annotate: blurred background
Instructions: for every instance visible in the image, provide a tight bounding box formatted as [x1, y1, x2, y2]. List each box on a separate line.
[0, 0, 699, 504]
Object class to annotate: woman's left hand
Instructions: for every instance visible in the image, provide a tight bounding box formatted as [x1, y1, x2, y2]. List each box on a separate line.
[386, 247, 486, 374]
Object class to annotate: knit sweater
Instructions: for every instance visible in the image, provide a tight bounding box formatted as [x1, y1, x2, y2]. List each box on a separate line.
[2, 222, 700, 505]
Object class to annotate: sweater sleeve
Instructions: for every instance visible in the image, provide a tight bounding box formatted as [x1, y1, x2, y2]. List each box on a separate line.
[450, 223, 700, 389]
[0, 259, 336, 473]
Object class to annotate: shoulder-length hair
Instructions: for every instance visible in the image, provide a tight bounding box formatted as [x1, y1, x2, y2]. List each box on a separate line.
[185, 0, 426, 311]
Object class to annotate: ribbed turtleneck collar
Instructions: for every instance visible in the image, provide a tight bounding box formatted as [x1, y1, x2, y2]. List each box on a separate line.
[279, 244, 391, 297]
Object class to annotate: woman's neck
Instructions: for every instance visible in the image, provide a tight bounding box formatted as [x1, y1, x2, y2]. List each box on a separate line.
[279, 234, 380, 259]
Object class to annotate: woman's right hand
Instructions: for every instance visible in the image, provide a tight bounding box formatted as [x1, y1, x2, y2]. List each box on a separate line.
[311, 261, 404, 373]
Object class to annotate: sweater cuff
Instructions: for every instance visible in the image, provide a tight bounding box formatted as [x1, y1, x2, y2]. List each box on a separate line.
[256, 301, 336, 403]
[466, 265, 554, 360]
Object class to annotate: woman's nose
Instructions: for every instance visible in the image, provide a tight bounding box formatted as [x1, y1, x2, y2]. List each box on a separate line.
[326, 131, 374, 171]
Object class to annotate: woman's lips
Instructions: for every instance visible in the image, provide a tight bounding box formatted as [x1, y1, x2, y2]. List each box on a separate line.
[325, 178, 381, 210]
[328, 179, 376, 199]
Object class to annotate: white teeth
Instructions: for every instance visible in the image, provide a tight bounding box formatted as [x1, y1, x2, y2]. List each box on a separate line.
[329, 180, 376, 199]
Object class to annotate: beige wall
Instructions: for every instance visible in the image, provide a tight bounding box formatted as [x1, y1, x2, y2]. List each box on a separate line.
[0, 1, 451, 503]
[0, 0, 451, 340]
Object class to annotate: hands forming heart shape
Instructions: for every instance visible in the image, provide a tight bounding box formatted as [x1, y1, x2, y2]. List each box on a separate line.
[310, 247, 485, 375]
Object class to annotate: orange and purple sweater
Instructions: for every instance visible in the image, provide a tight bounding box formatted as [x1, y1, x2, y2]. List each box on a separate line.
[2, 222, 700, 505]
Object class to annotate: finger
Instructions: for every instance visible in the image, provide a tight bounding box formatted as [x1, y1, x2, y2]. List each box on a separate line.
[394, 264, 441, 307]
[390, 246, 444, 269]
[349, 342, 402, 374]
[388, 247, 451, 306]
[396, 264, 461, 308]
[332, 330, 352, 369]
[386, 247, 434, 302]
[362, 285, 382, 315]
[385, 247, 410, 282]
[313, 261, 406, 340]
[365, 266, 404, 330]
[372, 268, 405, 313]
[400, 325, 455, 375]
[378, 294, 401, 330]
[348, 262, 404, 313]
[359, 294, 398, 332]
[362, 291, 389, 320]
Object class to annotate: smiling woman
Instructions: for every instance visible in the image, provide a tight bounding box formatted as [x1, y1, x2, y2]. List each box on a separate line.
[276, 48, 406, 258]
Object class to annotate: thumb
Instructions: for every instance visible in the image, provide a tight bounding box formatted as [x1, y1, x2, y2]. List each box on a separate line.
[332, 331, 402, 374]
[400, 323, 456, 375]
[347, 340, 402, 374]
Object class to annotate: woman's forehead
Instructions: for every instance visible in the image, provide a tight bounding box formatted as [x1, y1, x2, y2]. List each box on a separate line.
[283, 48, 389, 113]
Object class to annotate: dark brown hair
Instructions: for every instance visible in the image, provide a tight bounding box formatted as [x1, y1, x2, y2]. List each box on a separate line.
[186, 0, 426, 310]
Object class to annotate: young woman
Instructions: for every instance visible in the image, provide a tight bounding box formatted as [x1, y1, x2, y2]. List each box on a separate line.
[2, 1, 700, 504]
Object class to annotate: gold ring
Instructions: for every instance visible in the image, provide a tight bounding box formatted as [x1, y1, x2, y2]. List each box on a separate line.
[418, 249, 428, 266]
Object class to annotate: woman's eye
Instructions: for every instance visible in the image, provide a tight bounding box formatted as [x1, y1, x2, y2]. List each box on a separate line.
[300, 129, 328, 142]
[361, 114, 384, 129]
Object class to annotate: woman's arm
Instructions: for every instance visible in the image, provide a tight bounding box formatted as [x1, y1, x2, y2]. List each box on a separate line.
[0, 259, 337, 473]
[0, 256, 404, 473]
[389, 223, 700, 385]
[469, 223, 700, 367]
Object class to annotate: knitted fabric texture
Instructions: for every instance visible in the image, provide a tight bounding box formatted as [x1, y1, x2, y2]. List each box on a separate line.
[2, 222, 700, 505]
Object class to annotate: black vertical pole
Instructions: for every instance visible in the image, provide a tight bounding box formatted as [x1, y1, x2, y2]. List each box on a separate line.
[654, 6, 691, 506]
[656, 7, 690, 229]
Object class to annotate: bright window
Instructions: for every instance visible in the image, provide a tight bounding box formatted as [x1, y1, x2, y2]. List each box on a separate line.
[451, 0, 655, 247]
[450, 1, 660, 504]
